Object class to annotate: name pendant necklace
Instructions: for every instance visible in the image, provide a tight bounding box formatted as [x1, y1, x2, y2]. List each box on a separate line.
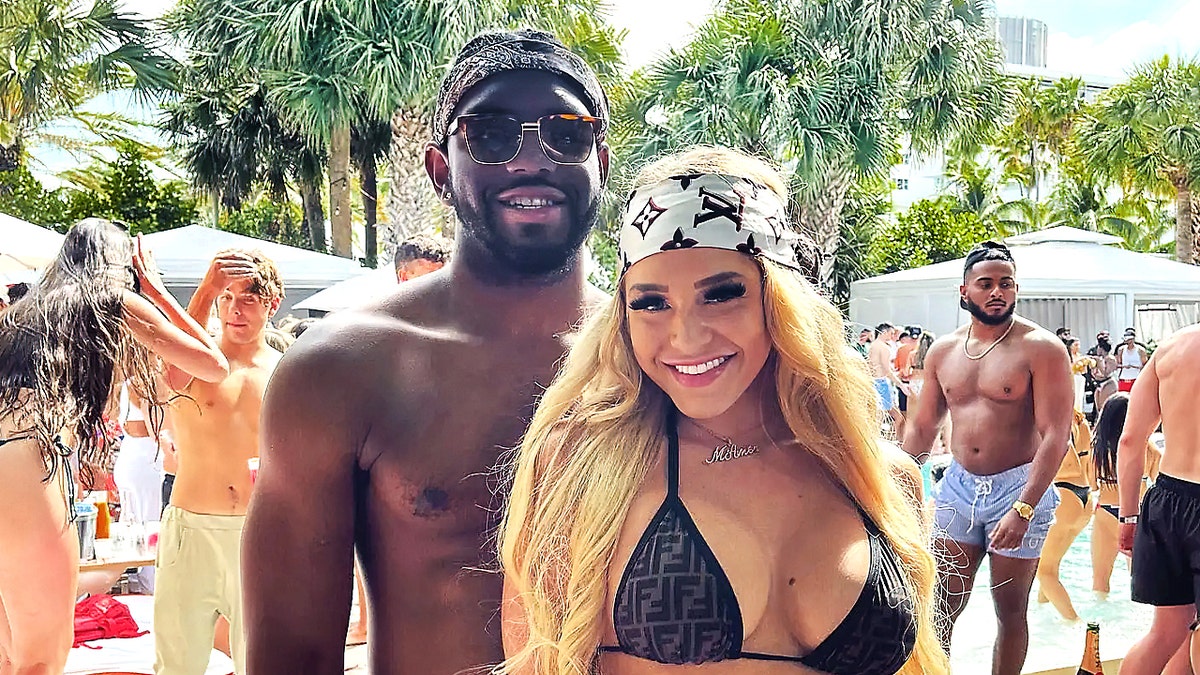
[964, 319, 1016, 360]
[691, 408, 777, 464]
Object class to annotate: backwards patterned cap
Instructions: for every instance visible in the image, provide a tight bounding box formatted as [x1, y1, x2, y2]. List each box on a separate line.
[618, 174, 817, 277]
[432, 28, 609, 145]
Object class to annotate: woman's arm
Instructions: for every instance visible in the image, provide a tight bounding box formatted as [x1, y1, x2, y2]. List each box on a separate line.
[0, 438, 78, 673]
[123, 236, 228, 385]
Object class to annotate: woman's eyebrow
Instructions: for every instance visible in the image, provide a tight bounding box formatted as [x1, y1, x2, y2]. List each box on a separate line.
[629, 283, 668, 293]
[694, 271, 743, 289]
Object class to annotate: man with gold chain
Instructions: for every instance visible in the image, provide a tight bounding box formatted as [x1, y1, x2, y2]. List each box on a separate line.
[904, 241, 1074, 675]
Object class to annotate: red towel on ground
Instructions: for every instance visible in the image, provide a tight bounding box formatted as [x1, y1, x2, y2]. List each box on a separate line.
[73, 594, 148, 648]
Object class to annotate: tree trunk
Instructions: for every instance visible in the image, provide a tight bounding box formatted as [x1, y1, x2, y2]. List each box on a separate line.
[361, 154, 378, 268]
[797, 169, 853, 290]
[1175, 181, 1197, 264]
[383, 108, 453, 263]
[329, 126, 353, 258]
[300, 177, 327, 253]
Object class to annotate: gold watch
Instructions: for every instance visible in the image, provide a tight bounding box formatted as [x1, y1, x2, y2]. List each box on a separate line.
[1012, 500, 1035, 521]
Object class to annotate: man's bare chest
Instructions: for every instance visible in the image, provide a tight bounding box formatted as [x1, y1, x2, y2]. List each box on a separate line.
[939, 349, 1032, 405]
[360, 340, 567, 525]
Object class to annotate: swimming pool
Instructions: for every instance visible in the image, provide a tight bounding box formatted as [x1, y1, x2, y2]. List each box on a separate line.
[949, 523, 1153, 673]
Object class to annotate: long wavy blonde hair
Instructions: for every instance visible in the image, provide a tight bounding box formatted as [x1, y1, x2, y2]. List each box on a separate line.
[498, 146, 946, 675]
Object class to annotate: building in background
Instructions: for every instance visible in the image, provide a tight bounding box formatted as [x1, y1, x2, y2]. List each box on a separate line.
[997, 16, 1049, 68]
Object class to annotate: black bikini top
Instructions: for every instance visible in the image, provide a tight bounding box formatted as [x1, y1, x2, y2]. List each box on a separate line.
[599, 409, 917, 674]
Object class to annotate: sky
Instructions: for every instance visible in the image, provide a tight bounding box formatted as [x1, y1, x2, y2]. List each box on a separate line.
[30, 0, 1200, 182]
[118, 0, 1200, 78]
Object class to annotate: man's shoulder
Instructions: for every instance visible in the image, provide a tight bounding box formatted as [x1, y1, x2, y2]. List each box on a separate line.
[1014, 317, 1060, 347]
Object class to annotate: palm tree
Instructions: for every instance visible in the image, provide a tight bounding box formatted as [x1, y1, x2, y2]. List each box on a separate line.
[942, 148, 1003, 221]
[162, 77, 328, 250]
[992, 76, 1086, 202]
[350, 116, 391, 267]
[617, 0, 1010, 287]
[1077, 56, 1200, 264]
[0, 0, 176, 172]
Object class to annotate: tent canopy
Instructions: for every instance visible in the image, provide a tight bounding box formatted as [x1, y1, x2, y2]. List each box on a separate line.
[0, 212, 64, 263]
[850, 226, 1200, 342]
[142, 225, 364, 287]
[293, 267, 397, 314]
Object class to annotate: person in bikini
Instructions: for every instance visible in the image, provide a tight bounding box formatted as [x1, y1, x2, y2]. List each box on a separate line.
[1035, 405, 1093, 621]
[904, 241, 1074, 675]
[498, 146, 946, 675]
[0, 220, 227, 675]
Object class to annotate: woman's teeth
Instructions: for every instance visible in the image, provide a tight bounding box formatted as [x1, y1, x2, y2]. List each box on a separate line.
[673, 356, 729, 375]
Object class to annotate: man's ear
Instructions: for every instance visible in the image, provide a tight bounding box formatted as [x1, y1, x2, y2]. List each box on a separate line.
[268, 296, 282, 318]
[426, 142, 453, 205]
[597, 141, 611, 186]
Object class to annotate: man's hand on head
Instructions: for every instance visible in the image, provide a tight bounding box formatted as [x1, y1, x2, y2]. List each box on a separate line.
[203, 253, 258, 289]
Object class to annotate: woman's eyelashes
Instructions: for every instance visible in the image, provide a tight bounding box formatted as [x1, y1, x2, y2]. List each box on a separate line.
[628, 283, 747, 312]
[628, 294, 668, 312]
[703, 282, 747, 304]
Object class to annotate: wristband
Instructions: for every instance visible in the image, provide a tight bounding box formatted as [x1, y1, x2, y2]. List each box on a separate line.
[1119, 514, 1139, 524]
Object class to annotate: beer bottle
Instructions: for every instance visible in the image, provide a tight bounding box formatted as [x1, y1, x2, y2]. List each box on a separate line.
[1078, 621, 1103, 675]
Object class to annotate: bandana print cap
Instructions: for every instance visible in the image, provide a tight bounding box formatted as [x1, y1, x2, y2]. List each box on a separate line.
[618, 174, 813, 277]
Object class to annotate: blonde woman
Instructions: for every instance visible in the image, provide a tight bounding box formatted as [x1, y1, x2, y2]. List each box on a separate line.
[498, 147, 946, 675]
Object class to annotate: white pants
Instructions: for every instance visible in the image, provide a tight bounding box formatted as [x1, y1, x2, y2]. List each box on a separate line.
[114, 434, 163, 591]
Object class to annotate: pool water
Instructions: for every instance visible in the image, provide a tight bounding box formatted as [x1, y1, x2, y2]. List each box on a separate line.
[949, 523, 1153, 673]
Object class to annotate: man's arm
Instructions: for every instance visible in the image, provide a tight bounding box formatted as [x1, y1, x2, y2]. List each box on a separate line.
[242, 330, 364, 673]
[163, 252, 258, 390]
[902, 344, 948, 462]
[1016, 336, 1074, 506]
[1117, 352, 1162, 554]
[990, 334, 1073, 550]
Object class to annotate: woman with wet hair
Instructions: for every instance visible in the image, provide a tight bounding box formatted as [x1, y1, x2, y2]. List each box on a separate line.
[0, 219, 228, 673]
[497, 147, 945, 675]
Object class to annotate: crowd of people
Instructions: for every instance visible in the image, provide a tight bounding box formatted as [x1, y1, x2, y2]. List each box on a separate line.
[1, 26, 1199, 675]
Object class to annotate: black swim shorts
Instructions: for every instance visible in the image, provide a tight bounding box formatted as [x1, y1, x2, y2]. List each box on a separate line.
[1132, 474, 1200, 610]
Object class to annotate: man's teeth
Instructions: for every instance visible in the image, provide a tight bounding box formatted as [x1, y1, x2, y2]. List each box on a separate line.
[673, 356, 729, 376]
[503, 197, 558, 208]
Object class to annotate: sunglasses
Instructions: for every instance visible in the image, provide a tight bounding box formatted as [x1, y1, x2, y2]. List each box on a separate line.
[448, 113, 605, 165]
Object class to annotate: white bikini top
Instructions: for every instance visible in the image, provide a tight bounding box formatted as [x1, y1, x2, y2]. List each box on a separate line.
[120, 383, 146, 423]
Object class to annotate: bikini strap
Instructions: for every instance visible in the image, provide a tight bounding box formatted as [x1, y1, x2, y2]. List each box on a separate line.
[666, 406, 680, 498]
[0, 434, 32, 447]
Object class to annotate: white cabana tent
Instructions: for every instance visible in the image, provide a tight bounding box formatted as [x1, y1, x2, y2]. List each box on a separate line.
[850, 226, 1200, 345]
[0, 213, 65, 282]
[293, 267, 396, 316]
[142, 225, 366, 317]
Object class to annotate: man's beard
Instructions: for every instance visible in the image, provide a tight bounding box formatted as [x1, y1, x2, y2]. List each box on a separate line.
[451, 190, 599, 282]
[962, 297, 1016, 326]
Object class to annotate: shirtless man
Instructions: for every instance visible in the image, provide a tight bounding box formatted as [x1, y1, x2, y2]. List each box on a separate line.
[1118, 322, 1200, 674]
[241, 29, 610, 674]
[904, 241, 1073, 675]
[155, 249, 283, 675]
[869, 322, 906, 437]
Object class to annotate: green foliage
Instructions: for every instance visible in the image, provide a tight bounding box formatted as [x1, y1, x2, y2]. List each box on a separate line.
[865, 197, 990, 276]
[0, 164, 72, 228]
[1077, 56, 1200, 262]
[829, 179, 889, 313]
[0, 0, 177, 170]
[218, 195, 308, 248]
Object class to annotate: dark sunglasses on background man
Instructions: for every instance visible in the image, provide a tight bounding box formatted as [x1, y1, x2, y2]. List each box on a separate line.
[448, 113, 606, 165]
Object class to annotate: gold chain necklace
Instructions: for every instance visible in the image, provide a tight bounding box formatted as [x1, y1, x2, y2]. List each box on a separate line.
[964, 319, 1016, 360]
[691, 418, 763, 465]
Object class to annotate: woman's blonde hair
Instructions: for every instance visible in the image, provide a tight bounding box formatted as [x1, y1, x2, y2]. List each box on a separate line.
[497, 146, 946, 675]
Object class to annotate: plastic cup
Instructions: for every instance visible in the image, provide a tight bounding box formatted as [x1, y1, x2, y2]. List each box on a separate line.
[74, 503, 98, 561]
[247, 457, 259, 484]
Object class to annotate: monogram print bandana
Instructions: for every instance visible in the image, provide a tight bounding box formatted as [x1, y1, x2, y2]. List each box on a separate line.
[618, 174, 808, 275]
